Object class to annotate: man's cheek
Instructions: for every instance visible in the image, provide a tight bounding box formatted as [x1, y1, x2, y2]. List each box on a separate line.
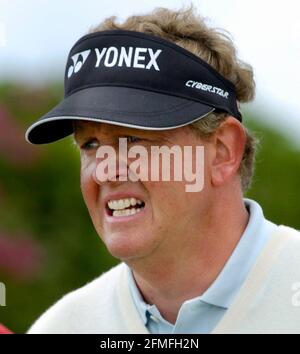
[80, 156, 96, 183]
[80, 167, 98, 205]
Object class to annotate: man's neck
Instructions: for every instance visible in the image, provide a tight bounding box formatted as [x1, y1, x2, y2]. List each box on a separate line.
[126, 195, 249, 324]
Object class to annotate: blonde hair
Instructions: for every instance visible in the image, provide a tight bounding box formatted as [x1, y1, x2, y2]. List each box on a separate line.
[88, 5, 257, 191]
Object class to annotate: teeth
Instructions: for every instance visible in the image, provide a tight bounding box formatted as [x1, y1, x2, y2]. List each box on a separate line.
[108, 197, 144, 210]
[112, 207, 142, 217]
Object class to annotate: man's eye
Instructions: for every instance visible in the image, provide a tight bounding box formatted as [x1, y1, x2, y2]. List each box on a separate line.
[80, 139, 99, 150]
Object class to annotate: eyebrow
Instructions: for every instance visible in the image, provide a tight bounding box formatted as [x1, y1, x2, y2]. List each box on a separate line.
[73, 123, 170, 145]
[73, 133, 96, 145]
[73, 121, 88, 134]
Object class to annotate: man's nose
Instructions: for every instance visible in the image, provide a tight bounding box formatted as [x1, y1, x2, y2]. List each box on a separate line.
[92, 153, 128, 184]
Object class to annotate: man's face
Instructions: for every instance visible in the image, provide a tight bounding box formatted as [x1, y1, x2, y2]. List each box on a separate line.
[74, 121, 213, 264]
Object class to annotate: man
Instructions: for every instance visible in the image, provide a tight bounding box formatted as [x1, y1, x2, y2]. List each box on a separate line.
[25, 7, 300, 334]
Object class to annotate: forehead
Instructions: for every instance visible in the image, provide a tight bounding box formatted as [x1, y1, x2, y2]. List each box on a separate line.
[74, 120, 144, 136]
[73, 120, 191, 140]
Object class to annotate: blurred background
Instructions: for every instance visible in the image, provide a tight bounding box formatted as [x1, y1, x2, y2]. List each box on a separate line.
[0, 0, 299, 333]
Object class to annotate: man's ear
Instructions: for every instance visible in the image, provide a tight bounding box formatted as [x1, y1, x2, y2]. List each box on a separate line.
[210, 117, 246, 187]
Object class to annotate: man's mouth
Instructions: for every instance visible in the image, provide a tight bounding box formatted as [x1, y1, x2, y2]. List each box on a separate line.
[106, 197, 146, 217]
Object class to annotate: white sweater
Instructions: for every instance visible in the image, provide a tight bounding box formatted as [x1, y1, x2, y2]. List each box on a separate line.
[27, 225, 300, 334]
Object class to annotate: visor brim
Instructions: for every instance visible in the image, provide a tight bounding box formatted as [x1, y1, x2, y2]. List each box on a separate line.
[25, 86, 215, 144]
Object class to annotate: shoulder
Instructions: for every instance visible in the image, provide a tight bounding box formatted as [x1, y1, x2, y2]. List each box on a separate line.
[27, 262, 127, 334]
[267, 224, 300, 258]
[276, 224, 300, 242]
[261, 224, 300, 282]
[276, 224, 300, 258]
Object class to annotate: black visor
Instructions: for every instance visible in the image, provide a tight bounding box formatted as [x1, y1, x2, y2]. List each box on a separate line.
[25, 30, 242, 144]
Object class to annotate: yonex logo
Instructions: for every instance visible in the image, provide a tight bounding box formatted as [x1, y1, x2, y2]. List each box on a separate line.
[67, 46, 162, 79]
[94, 47, 162, 71]
[67, 49, 91, 78]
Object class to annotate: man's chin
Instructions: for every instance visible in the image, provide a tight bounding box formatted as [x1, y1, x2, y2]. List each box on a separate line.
[101, 231, 154, 261]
